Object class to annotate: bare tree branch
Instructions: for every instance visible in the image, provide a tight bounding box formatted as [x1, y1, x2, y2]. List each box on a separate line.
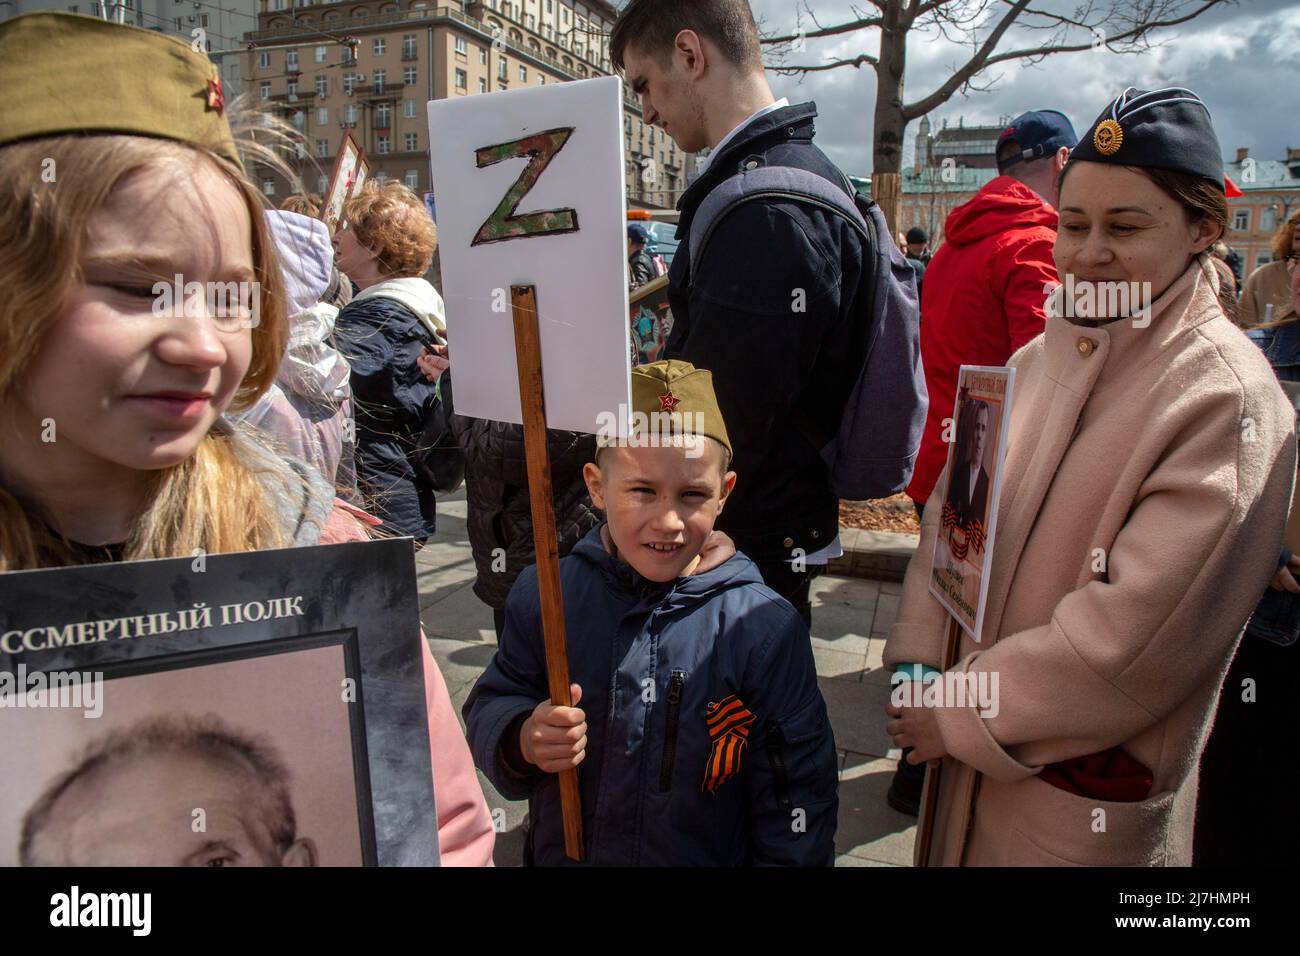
[762, 14, 883, 45]
[899, 0, 1034, 120]
[772, 54, 881, 75]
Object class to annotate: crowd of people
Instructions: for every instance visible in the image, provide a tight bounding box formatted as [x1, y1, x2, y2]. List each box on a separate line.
[0, 0, 1295, 869]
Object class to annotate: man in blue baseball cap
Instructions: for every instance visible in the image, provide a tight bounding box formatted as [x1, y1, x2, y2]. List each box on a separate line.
[627, 222, 656, 291]
[891, 107, 1078, 817]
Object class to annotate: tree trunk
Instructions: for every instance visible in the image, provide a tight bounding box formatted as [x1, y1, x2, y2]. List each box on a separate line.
[871, 2, 908, 236]
[873, 172, 903, 241]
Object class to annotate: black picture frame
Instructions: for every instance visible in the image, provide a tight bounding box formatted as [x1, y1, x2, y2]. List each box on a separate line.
[0, 538, 438, 867]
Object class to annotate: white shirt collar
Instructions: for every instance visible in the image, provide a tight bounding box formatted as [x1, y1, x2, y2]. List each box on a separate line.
[696, 98, 790, 174]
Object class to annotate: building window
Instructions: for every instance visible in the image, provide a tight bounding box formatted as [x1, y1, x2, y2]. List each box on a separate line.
[519, 65, 527, 82]
[1262, 208, 1277, 232]
[405, 133, 418, 151]
[456, 69, 468, 89]
[315, 45, 328, 63]
[375, 172, 390, 184]
[343, 74, 358, 95]
[317, 107, 329, 125]
[454, 36, 467, 55]
[546, 0, 553, 11]
[291, 111, 305, 130]
[373, 70, 387, 92]
[273, 0, 284, 9]
[405, 35, 418, 59]
[262, 179, 276, 196]
[200, 13, 208, 27]
[260, 81, 271, 100]
[538, 74, 545, 85]
[1257, 253, 1271, 269]
[259, 52, 270, 69]
[344, 104, 358, 123]
[479, 47, 487, 65]
[1233, 209, 1250, 231]
[318, 174, 329, 195]
[373, 38, 386, 56]
[404, 99, 417, 119]
[405, 170, 420, 189]
[286, 49, 299, 71]
[377, 136, 391, 154]
[287, 80, 299, 99]
[404, 66, 417, 85]
[376, 103, 392, 127]
[315, 76, 329, 97]
[478, 77, 487, 93]
[498, 57, 508, 80]
[315, 139, 329, 158]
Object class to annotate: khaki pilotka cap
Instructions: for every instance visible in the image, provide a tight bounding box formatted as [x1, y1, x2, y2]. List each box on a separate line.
[0, 12, 241, 170]
[600, 360, 733, 459]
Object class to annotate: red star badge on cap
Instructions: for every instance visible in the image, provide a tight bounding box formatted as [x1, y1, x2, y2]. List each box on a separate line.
[659, 390, 680, 413]
[207, 76, 225, 115]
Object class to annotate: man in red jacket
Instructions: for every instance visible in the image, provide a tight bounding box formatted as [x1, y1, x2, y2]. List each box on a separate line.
[889, 109, 1077, 816]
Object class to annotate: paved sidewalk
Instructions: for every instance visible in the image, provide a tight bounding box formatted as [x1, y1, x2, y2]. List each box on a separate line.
[417, 487, 917, 867]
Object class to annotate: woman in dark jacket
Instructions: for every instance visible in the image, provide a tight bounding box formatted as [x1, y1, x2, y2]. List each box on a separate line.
[333, 182, 444, 544]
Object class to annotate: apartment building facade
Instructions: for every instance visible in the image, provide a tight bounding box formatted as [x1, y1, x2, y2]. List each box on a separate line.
[0, 0, 258, 96]
[1224, 147, 1300, 276]
[242, 0, 692, 207]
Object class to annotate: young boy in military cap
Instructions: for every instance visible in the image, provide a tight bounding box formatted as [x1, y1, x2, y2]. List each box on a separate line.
[464, 360, 838, 866]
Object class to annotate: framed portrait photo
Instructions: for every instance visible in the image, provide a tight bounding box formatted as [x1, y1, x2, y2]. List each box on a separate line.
[322, 130, 370, 234]
[0, 538, 438, 867]
[928, 365, 1016, 642]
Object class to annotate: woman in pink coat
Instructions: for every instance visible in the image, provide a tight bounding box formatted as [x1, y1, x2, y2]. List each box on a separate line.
[884, 88, 1297, 866]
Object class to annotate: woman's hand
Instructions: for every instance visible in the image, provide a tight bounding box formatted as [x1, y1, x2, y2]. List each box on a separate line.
[418, 343, 449, 385]
[884, 698, 948, 766]
[1271, 551, 1300, 592]
[693, 530, 737, 573]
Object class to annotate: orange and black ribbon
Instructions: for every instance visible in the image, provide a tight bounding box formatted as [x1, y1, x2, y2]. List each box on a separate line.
[702, 694, 756, 794]
[940, 502, 987, 561]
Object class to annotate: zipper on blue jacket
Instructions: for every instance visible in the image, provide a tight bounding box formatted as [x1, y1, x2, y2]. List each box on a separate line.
[766, 722, 793, 810]
[658, 670, 686, 792]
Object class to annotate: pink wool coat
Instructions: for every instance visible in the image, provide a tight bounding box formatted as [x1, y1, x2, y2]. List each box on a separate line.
[885, 256, 1296, 866]
[322, 503, 496, 866]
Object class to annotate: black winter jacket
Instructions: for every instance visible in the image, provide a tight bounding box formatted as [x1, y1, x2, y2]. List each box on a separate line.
[335, 291, 438, 538]
[666, 102, 872, 563]
[450, 414, 600, 609]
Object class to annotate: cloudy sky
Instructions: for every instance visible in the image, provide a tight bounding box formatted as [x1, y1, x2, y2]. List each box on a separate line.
[724, 0, 1298, 176]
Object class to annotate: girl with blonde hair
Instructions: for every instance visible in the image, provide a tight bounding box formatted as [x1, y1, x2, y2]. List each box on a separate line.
[0, 11, 494, 865]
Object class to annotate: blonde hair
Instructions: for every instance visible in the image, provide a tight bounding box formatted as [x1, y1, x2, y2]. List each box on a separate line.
[342, 181, 437, 278]
[281, 193, 323, 218]
[0, 133, 302, 570]
[1273, 208, 1300, 262]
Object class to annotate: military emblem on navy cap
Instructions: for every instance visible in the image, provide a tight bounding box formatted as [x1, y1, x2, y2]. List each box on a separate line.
[995, 109, 1078, 172]
[1070, 87, 1226, 192]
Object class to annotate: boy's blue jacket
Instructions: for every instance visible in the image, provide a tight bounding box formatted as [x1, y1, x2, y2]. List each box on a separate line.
[463, 524, 838, 866]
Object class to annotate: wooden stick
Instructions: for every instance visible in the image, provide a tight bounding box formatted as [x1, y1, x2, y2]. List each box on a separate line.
[510, 285, 584, 862]
[913, 615, 962, 868]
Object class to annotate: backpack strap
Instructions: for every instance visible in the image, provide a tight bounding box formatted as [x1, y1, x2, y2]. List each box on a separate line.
[687, 163, 870, 282]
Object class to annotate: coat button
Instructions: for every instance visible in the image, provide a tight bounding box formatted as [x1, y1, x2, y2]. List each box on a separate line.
[744, 159, 758, 170]
[783, 536, 795, 549]
[811, 530, 820, 540]
[1077, 338, 1096, 357]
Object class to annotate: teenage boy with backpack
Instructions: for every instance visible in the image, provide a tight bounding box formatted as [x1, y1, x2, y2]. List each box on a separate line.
[612, 0, 926, 628]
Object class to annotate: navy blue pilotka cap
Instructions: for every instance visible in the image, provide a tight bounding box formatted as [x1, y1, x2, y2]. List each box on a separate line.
[1068, 87, 1225, 193]
[996, 109, 1078, 172]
